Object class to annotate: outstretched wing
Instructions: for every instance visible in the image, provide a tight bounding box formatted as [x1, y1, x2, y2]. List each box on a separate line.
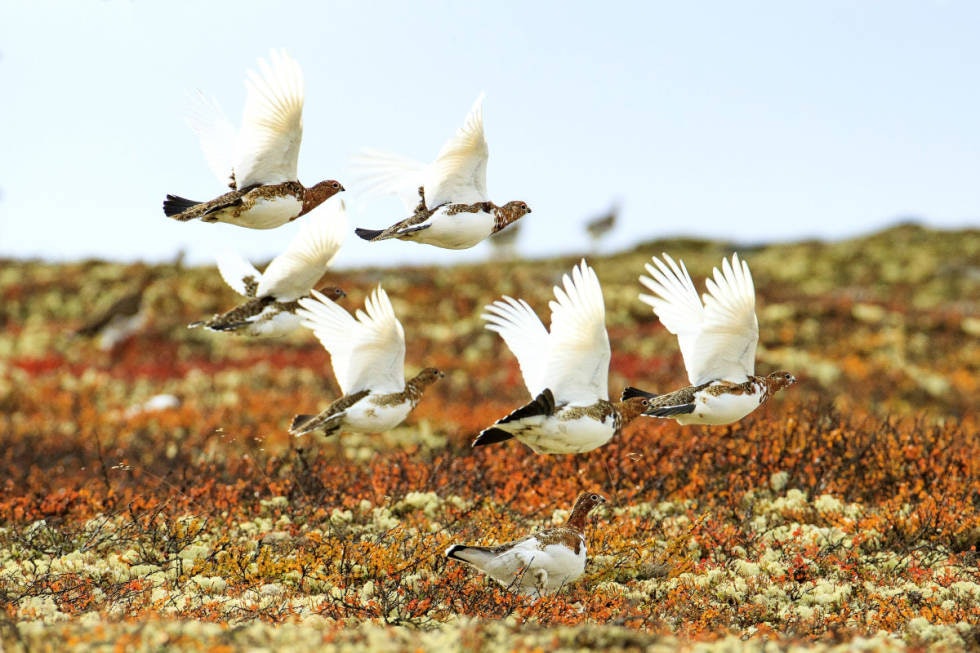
[483, 295, 549, 397]
[544, 259, 610, 403]
[698, 253, 759, 382]
[349, 148, 428, 212]
[424, 93, 489, 208]
[639, 253, 757, 384]
[186, 90, 238, 188]
[234, 49, 305, 188]
[257, 197, 348, 299]
[214, 250, 262, 297]
[638, 253, 705, 384]
[297, 286, 405, 395]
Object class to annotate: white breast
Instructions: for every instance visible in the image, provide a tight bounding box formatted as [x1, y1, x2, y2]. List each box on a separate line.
[343, 395, 413, 433]
[99, 312, 147, 351]
[675, 385, 766, 425]
[515, 409, 617, 454]
[223, 194, 303, 230]
[240, 307, 302, 338]
[484, 539, 586, 594]
[411, 205, 495, 249]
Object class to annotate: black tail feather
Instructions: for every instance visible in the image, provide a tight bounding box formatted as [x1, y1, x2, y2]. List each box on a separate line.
[445, 544, 492, 561]
[646, 404, 696, 418]
[622, 386, 657, 401]
[163, 194, 202, 217]
[472, 427, 515, 448]
[445, 544, 467, 560]
[498, 389, 556, 425]
[290, 414, 317, 433]
[355, 227, 384, 241]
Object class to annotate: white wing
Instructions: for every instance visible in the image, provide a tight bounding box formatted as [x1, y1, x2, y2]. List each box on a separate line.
[186, 90, 238, 187]
[638, 253, 705, 384]
[639, 253, 758, 384]
[698, 253, 759, 381]
[234, 49, 305, 188]
[423, 93, 489, 207]
[483, 296, 550, 396]
[349, 148, 428, 212]
[214, 250, 262, 297]
[297, 286, 406, 395]
[544, 259, 610, 403]
[257, 197, 348, 299]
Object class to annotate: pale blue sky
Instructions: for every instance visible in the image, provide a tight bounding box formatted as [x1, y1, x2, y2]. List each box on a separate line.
[1, 1, 977, 269]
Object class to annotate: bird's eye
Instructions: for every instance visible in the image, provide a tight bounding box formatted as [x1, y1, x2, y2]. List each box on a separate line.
[591, 494, 601, 501]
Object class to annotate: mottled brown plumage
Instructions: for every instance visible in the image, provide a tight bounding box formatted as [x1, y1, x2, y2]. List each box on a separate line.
[289, 368, 443, 438]
[163, 180, 343, 224]
[74, 272, 154, 341]
[623, 371, 796, 420]
[190, 286, 345, 333]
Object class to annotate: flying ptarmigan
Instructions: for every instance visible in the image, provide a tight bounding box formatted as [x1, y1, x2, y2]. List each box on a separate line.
[289, 286, 443, 438]
[445, 491, 607, 596]
[351, 94, 531, 249]
[189, 197, 348, 337]
[163, 49, 344, 229]
[623, 253, 796, 424]
[473, 260, 648, 454]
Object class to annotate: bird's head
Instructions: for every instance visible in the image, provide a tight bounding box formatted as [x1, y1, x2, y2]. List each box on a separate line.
[414, 367, 445, 387]
[303, 180, 345, 212]
[314, 284, 346, 302]
[766, 371, 797, 393]
[566, 491, 608, 530]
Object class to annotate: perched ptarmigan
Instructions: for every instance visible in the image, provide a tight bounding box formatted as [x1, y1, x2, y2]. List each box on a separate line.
[351, 94, 531, 249]
[623, 253, 796, 424]
[74, 271, 155, 351]
[445, 491, 607, 596]
[473, 260, 648, 454]
[163, 49, 344, 229]
[289, 286, 443, 438]
[189, 197, 348, 337]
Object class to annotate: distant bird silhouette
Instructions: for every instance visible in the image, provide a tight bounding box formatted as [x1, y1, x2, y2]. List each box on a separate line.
[473, 260, 648, 453]
[623, 253, 796, 424]
[584, 202, 619, 249]
[445, 491, 607, 596]
[289, 286, 442, 438]
[74, 269, 155, 351]
[352, 94, 531, 249]
[189, 197, 348, 337]
[163, 49, 343, 229]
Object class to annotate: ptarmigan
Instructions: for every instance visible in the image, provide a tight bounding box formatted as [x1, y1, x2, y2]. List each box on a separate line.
[189, 197, 348, 337]
[289, 286, 443, 438]
[163, 49, 344, 229]
[473, 260, 648, 454]
[351, 94, 531, 249]
[445, 491, 606, 596]
[623, 253, 796, 424]
[74, 270, 155, 351]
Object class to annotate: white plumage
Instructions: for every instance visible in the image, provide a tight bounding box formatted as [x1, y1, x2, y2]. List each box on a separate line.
[191, 49, 305, 189]
[216, 197, 347, 302]
[297, 285, 406, 396]
[353, 93, 489, 210]
[639, 253, 759, 385]
[627, 252, 796, 425]
[447, 537, 586, 596]
[484, 259, 610, 405]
